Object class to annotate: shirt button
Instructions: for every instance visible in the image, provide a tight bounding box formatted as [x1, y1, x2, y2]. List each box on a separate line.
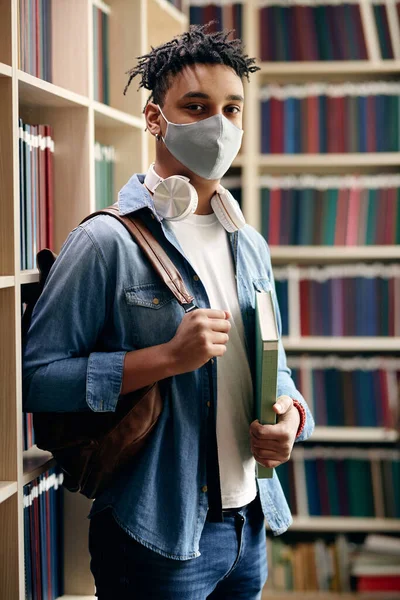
[193, 275, 199, 281]
[201, 485, 208, 493]
[152, 298, 160, 305]
[211, 358, 214, 365]
[207, 401, 211, 408]
[151, 214, 155, 219]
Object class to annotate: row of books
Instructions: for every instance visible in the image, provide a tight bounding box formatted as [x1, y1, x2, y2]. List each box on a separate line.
[266, 533, 400, 593]
[24, 469, 64, 600]
[18, 0, 52, 81]
[189, 2, 243, 39]
[93, 3, 110, 105]
[260, 82, 400, 154]
[259, 4, 368, 61]
[288, 355, 400, 429]
[373, 1, 398, 59]
[260, 175, 400, 246]
[273, 263, 400, 337]
[95, 142, 115, 210]
[277, 447, 400, 519]
[19, 119, 54, 271]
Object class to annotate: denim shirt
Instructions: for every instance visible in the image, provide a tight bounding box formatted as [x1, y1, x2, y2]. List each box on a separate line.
[23, 173, 314, 560]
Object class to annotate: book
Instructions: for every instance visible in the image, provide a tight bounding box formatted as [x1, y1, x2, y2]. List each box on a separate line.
[254, 289, 279, 479]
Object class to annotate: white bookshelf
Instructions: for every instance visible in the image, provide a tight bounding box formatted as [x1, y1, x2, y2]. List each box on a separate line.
[282, 337, 400, 352]
[290, 517, 400, 532]
[309, 427, 399, 443]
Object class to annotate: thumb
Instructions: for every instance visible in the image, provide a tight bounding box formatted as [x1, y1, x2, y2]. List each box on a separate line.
[273, 395, 293, 416]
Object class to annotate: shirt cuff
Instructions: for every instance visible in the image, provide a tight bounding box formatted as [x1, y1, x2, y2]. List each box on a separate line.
[86, 351, 127, 412]
[292, 399, 306, 439]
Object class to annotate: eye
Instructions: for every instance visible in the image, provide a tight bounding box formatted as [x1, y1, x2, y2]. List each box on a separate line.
[186, 104, 205, 112]
[225, 105, 241, 115]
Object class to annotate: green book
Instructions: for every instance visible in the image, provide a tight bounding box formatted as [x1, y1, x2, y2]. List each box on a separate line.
[255, 289, 279, 479]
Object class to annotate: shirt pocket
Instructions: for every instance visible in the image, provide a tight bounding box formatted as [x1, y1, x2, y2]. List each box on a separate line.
[124, 282, 183, 347]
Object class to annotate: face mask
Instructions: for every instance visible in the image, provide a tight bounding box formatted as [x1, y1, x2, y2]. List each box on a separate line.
[158, 106, 243, 180]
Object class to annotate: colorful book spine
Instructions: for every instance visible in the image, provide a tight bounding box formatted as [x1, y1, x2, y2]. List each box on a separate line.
[277, 447, 400, 519]
[24, 469, 64, 600]
[258, 1, 368, 61]
[260, 82, 400, 154]
[273, 263, 400, 337]
[18, 0, 52, 81]
[288, 355, 400, 429]
[260, 174, 400, 246]
[19, 119, 55, 271]
[93, 3, 110, 105]
[189, 2, 243, 40]
[94, 142, 116, 210]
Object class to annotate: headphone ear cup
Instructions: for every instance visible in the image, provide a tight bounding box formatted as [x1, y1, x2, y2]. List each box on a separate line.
[152, 177, 198, 221]
[211, 188, 246, 233]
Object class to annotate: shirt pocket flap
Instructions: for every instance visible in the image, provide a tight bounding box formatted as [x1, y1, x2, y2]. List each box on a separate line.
[124, 283, 174, 309]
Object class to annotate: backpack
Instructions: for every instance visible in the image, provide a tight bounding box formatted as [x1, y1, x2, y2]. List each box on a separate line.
[22, 206, 195, 498]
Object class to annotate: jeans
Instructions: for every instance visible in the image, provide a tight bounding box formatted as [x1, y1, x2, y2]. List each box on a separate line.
[88, 495, 268, 599]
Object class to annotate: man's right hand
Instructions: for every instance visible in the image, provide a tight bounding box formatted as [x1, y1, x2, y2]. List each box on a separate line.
[166, 308, 231, 375]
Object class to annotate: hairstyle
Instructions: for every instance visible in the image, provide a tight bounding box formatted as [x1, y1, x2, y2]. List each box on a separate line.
[123, 22, 259, 107]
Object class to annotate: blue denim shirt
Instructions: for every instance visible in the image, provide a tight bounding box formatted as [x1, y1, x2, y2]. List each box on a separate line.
[23, 173, 314, 560]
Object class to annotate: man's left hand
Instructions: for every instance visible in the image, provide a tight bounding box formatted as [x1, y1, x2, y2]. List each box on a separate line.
[249, 395, 300, 469]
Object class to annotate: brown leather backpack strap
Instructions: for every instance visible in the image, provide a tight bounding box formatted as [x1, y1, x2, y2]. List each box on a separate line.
[80, 206, 196, 310]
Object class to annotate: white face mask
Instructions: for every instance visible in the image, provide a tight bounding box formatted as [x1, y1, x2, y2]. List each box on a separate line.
[158, 106, 243, 180]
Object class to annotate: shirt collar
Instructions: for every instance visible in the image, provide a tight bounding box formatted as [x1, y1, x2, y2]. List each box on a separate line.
[118, 173, 162, 222]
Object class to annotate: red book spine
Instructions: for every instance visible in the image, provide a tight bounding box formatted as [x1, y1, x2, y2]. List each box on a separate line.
[268, 189, 281, 245]
[46, 484, 52, 598]
[300, 279, 310, 335]
[260, 8, 269, 61]
[327, 96, 338, 153]
[357, 575, 400, 592]
[345, 187, 361, 245]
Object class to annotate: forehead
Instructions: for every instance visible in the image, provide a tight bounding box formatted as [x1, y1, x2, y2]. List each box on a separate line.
[165, 63, 244, 100]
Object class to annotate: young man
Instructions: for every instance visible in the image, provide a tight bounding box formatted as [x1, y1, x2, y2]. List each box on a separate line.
[23, 25, 314, 600]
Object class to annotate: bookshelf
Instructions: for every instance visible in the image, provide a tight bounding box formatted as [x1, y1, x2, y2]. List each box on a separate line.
[0, 0, 187, 598]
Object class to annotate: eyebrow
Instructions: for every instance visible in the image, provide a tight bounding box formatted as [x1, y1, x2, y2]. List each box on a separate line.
[181, 91, 244, 102]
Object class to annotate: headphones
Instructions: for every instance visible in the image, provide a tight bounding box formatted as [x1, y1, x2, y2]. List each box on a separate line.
[144, 163, 246, 233]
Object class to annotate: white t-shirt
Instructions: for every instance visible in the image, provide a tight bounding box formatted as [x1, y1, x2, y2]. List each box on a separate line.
[168, 212, 257, 509]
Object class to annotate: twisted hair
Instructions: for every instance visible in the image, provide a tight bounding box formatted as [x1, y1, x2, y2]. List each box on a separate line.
[124, 22, 259, 107]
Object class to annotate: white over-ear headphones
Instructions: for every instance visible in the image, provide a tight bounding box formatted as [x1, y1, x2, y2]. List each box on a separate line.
[144, 163, 246, 233]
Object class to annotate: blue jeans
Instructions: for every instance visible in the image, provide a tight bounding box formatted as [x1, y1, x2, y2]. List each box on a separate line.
[89, 496, 268, 599]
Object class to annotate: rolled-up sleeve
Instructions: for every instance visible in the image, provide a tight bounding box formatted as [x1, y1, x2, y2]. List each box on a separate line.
[23, 225, 127, 413]
[265, 242, 315, 442]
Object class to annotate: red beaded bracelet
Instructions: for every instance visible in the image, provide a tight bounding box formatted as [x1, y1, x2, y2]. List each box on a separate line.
[292, 399, 306, 438]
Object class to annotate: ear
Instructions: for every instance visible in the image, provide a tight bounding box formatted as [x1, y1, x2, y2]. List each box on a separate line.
[145, 102, 162, 139]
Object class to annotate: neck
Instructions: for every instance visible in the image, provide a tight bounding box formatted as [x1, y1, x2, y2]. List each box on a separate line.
[153, 155, 218, 215]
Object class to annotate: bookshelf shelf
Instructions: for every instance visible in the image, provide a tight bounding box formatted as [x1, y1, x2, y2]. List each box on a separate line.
[309, 427, 399, 443]
[20, 270, 39, 285]
[0, 62, 12, 77]
[290, 517, 400, 532]
[93, 101, 144, 130]
[0, 276, 15, 290]
[18, 70, 89, 109]
[258, 154, 400, 169]
[0, 482, 17, 504]
[270, 246, 400, 264]
[282, 337, 400, 352]
[259, 59, 400, 79]
[56, 597, 95, 600]
[263, 594, 398, 600]
[23, 446, 55, 486]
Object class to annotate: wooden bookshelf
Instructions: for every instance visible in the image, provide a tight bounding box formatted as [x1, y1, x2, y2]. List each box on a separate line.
[2, 1, 188, 598]
[309, 427, 399, 443]
[270, 246, 400, 264]
[290, 517, 400, 532]
[282, 337, 400, 352]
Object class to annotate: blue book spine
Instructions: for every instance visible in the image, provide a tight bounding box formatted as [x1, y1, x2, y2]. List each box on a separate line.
[305, 459, 322, 516]
[284, 97, 296, 154]
[293, 98, 301, 153]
